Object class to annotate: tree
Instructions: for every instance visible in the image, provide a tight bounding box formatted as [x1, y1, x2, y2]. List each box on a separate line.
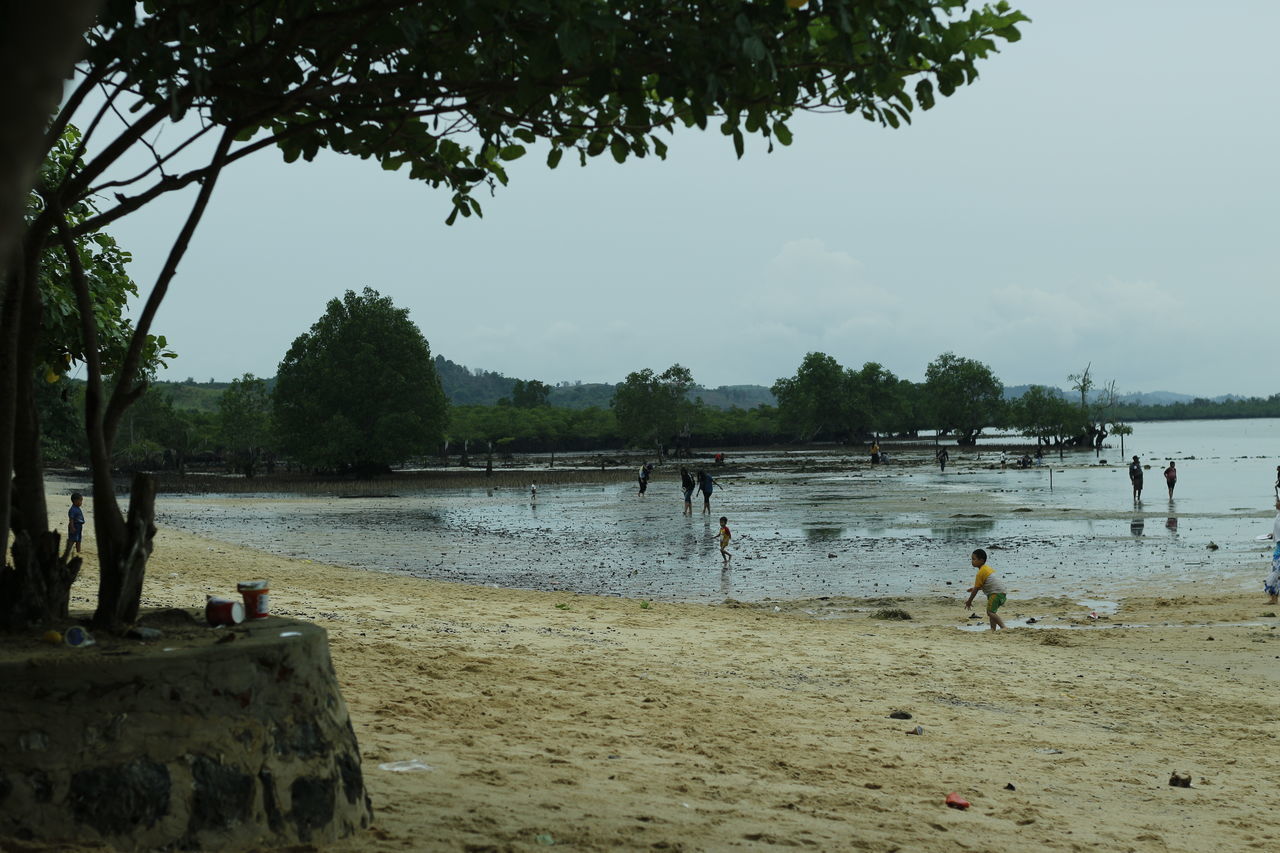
[1067, 363, 1093, 413]
[2, 0, 1027, 630]
[772, 352, 846, 441]
[1009, 385, 1086, 458]
[217, 373, 272, 477]
[846, 361, 908, 439]
[612, 365, 695, 450]
[923, 352, 1003, 444]
[511, 379, 552, 409]
[1067, 361, 1105, 449]
[0, 126, 171, 632]
[274, 289, 447, 476]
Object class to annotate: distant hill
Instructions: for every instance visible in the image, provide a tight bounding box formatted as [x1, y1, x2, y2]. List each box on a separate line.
[692, 385, 776, 409]
[151, 365, 1251, 413]
[547, 382, 614, 409]
[150, 380, 233, 412]
[1002, 385, 1242, 406]
[433, 356, 515, 405]
[437, 359, 778, 410]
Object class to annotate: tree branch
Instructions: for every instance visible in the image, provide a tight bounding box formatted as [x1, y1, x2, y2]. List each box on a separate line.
[103, 127, 235, 447]
[54, 203, 122, 543]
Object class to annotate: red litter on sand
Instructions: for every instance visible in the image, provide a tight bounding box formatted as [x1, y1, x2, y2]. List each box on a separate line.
[945, 792, 971, 810]
[206, 596, 245, 626]
[237, 579, 270, 619]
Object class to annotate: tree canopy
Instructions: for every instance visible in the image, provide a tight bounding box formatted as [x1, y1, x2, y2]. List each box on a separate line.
[923, 351, 1003, 444]
[274, 288, 447, 475]
[217, 373, 272, 477]
[612, 364, 696, 449]
[771, 352, 845, 441]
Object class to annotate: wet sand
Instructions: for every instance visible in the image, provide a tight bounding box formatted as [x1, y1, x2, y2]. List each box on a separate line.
[47, 493, 1280, 853]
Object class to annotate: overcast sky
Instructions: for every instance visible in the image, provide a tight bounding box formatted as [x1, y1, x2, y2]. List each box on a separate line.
[93, 1, 1278, 397]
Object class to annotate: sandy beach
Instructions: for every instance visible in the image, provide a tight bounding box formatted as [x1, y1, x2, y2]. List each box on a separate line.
[39, 499, 1280, 852]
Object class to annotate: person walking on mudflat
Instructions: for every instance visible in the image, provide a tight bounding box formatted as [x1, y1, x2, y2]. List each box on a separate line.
[936, 447, 949, 472]
[718, 516, 733, 566]
[1164, 461, 1177, 499]
[964, 548, 1007, 631]
[1129, 456, 1144, 503]
[680, 466, 696, 516]
[697, 469, 715, 514]
[637, 462, 653, 496]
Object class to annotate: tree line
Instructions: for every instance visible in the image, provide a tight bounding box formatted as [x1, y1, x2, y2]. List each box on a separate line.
[42, 303, 1197, 477]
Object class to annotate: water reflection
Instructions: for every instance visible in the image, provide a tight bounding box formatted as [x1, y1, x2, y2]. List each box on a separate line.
[931, 517, 997, 542]
[1130, 517, 1145, 537]
[720, 567, 732, 598]
[803, 526, 846, 541]
[1165, 516, 1178, 535]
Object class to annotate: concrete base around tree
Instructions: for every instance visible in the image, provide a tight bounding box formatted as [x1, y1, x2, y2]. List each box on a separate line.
[0, 612, 372, 849]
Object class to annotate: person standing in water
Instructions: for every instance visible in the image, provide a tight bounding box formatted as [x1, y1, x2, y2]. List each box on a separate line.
[1129, 455, 1144, 502]
[936, 447, 949, 472]
[1163, 461, 1177, 499]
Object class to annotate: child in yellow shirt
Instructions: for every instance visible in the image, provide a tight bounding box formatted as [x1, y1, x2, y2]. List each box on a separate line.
[718, 516, 732, 565]
[964, 548, 1007, 631]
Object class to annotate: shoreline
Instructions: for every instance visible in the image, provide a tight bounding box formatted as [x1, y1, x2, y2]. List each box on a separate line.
[35, 511, 1280, 852]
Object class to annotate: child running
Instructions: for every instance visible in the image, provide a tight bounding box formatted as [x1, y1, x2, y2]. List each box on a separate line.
[718, 516, 732, 565]
[963, 548, 1007, 630]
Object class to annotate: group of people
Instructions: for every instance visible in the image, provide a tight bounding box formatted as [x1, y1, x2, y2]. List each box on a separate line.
[1127, 456, 1178, 502]
[675, 466, 717, 515]
[640, 463, 719, 515]
[640, 463, 733, 564]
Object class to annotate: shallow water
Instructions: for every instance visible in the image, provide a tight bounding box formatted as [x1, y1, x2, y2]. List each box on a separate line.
[148, 418, 1279, 604]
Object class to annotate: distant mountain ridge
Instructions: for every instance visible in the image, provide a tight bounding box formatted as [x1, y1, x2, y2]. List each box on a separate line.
[149, 364, 1256, 412]
[1002, 385, 1245, 406]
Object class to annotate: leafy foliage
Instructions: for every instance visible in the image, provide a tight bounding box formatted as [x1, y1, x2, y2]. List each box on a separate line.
[273, 289, 447, 475]
[1008, 385, 1086, 449]
[611, 364, 695, 448]
[923, 352, 1003, 444]
[510, 379, 552, 408]
[217, 373, 273, 477]
[71, 1, 1027, 227]
[772, 352, 846, 441]
[772, 353, 920, 442]
[32, 126, 173, 382]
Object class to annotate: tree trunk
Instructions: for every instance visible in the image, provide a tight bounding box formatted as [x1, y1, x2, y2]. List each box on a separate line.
[91, 472, 155, 633]
[0, 521, 81, 630]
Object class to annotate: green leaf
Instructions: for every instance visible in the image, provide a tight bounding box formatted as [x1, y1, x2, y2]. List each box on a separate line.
[773, 121, 793, 146]
[498, 144, 526, 161]
[546, 147, 564, 169]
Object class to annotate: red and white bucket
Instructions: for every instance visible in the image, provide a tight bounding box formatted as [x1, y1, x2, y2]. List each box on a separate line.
[237, 580, 270, 619]
[206, 596, 245, 626]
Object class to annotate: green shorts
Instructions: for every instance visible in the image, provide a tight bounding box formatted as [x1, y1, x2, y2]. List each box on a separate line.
[986, 593, 1006, 614]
